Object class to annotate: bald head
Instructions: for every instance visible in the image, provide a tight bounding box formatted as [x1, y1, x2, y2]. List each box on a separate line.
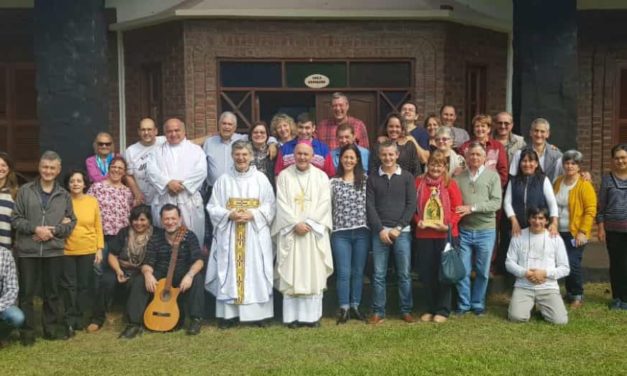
[164, 118, 186, 145]
[138, 117, 158, 145]
[294, 142, 313, 171]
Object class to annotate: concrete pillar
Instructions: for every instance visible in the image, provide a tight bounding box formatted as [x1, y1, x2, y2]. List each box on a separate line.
[512, 0, 577, 150]
[33, 0, 108, 171]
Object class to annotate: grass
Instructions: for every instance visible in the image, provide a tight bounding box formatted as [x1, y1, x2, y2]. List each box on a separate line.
[0, 283, 625, 375]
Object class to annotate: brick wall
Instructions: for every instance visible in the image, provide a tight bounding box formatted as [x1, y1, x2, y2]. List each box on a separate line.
[443, 23, 508, 131]
[578, 11, 627, 183]
[123, 22, 185, 144]
[177, 20, 507, 137]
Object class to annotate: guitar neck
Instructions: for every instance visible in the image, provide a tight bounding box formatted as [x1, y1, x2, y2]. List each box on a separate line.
[164, 229, 184, 291]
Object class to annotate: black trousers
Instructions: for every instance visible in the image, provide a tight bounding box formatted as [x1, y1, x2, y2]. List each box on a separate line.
[61, 254, 95, 329]
[607, 231, 627, 301]
[127, 272, 205, 326]
[90, 268, 142, 326]
[416, 237, 452, 317]
[18, 256, 65, 337]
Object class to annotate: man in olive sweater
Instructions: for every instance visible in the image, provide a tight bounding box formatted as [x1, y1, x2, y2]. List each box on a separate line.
[366, 141, 417, 324]
[454, 142, 502, 315]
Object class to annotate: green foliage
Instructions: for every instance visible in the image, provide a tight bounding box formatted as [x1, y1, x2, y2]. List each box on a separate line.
[1, 283, 625, 375]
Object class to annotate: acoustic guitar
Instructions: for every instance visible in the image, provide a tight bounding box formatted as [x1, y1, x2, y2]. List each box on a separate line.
[143, 227, 186, 332]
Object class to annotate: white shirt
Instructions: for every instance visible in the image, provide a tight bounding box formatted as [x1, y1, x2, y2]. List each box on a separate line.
[556, 178, 577, 232]
[506, 228, 570, 290]
[124, 136, 166, 203]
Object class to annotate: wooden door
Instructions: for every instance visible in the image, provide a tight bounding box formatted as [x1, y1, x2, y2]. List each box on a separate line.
[316, 92, 377, 147]
[0, 63, 39, 173]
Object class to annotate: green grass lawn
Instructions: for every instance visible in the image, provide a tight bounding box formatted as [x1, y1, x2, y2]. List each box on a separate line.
[1, 283, 625, 375]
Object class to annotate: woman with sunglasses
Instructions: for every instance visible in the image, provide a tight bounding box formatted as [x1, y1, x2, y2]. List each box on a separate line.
[85, 132, 121, 184]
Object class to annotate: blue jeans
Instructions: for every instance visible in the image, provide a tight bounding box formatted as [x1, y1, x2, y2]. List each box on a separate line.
[371, 231, 413, 316]
[456, 228, 496, 313]
[0, 305, 24, 340]
[331, 228, 370, 309]
[560, 232, 584, 299]
[1, 305, 25, 328]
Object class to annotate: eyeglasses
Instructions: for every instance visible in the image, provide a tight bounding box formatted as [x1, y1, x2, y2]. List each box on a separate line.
[435, 137, 451, 143]
[98, 142, 112, 147]
[496, 122, 511, 126]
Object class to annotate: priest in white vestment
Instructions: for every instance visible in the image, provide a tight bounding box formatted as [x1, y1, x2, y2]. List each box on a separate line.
[205, 141, 276, 326]
[272, 141, 333, 327]
[147, 118, 207, 243]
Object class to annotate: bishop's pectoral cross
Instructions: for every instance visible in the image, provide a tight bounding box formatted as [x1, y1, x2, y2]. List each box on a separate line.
[294, 190, 310, 212]
[226, 197, 260, 304]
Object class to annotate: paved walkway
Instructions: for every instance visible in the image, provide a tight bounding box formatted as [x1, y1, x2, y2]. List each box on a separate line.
[581, 241, 609, 282]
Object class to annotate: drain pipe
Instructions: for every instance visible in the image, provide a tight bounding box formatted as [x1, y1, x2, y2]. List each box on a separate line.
[117, 30, 127, 150]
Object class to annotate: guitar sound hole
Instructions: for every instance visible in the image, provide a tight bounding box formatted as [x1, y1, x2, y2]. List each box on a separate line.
[152, 312, 171, 317]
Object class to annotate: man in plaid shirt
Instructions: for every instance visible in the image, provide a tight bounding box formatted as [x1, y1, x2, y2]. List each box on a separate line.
[316, 92, 370, 150]
[0, 246, 23, 343]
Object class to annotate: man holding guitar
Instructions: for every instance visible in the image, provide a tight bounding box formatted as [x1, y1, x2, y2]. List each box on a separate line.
[122, 204, 205, 339]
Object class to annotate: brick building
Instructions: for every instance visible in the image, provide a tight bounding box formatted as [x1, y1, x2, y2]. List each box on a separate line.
[0, 0, 625, 183]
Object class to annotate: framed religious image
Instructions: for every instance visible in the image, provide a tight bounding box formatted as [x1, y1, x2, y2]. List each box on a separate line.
[423, 186, 444, 228]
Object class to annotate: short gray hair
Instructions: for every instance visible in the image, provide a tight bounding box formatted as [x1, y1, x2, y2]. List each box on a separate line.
[219, 111, 237, 127]
[562, 149, 584, 165]
[465, 141, 486, 156]
[531, 118, 550, 131]
[40, 150, 62, 164]
[435, 126, 453, 139]
[231, 140, 253, 155]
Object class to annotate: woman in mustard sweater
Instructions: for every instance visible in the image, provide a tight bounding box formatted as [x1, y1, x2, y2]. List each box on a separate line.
[553, 150, 597, 308]
[62, 170, 104, 334]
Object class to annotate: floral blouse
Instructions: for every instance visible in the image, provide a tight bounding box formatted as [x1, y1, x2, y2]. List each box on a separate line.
[87, 182, 133, 236]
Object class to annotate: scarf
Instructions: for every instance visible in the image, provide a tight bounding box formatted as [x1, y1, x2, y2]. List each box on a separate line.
[126, 226, 153, 267]
[416, 174, 452, 226]
[96, 153, 114, 176]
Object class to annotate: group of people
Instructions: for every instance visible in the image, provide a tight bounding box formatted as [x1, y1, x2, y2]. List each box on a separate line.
[1, 91, 626, 346]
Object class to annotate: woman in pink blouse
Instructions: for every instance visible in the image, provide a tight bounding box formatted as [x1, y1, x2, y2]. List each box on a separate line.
[87, 156, 134, 277]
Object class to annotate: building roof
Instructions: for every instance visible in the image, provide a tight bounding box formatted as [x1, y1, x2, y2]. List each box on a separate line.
[106, 0, 512, 32]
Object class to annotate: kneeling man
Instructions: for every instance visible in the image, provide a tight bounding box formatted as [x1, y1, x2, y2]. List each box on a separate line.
[272, 141, 333, 328]
[506, 207, 569, 325]
[206, 141, 276, 328]
[123, 204, 205, 338]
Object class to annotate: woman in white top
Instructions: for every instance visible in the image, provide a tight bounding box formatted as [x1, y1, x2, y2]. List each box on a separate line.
[553, 150, 597, 308]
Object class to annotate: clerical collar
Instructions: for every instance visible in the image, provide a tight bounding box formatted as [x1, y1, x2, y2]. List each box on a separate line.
[233, 165, 255, 177]
[296, 165, 311, 174]
[378, 165, 401, 177]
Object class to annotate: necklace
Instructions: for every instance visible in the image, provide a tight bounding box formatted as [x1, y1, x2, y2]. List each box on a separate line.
[294, 170, 311, 211]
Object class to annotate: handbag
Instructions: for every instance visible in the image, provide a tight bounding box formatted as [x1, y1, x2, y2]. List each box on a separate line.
[439, 226, 466, 285]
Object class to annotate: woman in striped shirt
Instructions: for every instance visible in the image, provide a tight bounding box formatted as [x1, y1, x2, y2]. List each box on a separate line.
[0, 152, 18, 250]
